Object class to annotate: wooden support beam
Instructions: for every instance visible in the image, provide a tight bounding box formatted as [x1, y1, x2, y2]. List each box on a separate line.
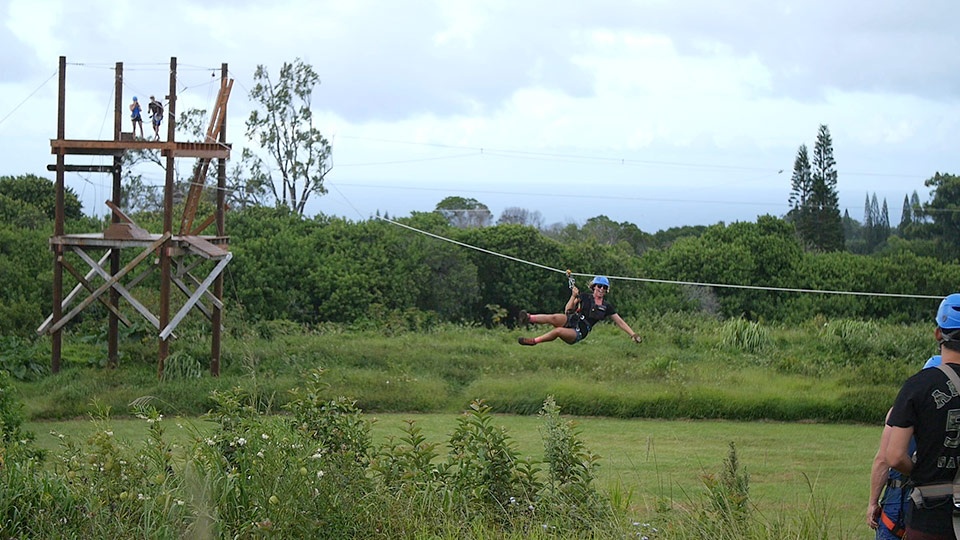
[59, 256, 132, 327]
[72, 245, 162, 331]
[180, 78, 233, 235]
[172, 275, 212, 320]
[47, 234, 168, 334]
[160, 253, 232, 340]
[46, 164, 119, 173]
[37, 250, 112, 335]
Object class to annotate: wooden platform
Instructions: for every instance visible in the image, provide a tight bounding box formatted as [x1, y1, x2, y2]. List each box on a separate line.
[50, 233, 230, 258]
[50, 139, 230, 159]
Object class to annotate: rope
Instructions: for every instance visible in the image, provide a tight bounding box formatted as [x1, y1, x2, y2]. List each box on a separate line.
[380, 217, 562, 274]
[0, 69, 58, 129]
[377, 216, 943, 300]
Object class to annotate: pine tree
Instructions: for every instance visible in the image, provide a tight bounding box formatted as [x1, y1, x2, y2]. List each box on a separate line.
[841, 208, 859, 249]
[808, 124, 844, 251]
[869, 194, 881, 249]
[786, 145, 813, 242]
[880, 198, 890, 244]
[788, 145, 812, 210]
[911, 191, 922, 222]
[899, 194, 912, 235]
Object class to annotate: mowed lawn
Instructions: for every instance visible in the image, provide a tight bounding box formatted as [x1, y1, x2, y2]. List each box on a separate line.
[26, 413, 881, 538]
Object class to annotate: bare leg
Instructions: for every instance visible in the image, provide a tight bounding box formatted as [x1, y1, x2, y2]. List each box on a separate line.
[528, 313, 567, 327]
[518, 313, 577, 345]
[534, 327, 578, 345]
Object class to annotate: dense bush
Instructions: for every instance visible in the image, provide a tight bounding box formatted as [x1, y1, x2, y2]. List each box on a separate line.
[3, 176, 957, 339]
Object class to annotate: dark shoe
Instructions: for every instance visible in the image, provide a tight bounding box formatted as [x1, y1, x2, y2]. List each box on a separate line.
[518, 337, 536, 346]
[518, 310, 530, 325]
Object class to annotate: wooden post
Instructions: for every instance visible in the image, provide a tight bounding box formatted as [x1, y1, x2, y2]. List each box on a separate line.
[51, 56, 67, 374]
[211, 62, 228, 377]
[108, 61, 123, 368]
[158, 57, 177, 379]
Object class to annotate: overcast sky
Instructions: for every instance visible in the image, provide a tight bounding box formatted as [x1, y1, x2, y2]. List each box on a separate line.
[2, 0, 958, 232]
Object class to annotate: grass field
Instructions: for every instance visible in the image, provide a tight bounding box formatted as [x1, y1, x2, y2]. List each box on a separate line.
[8, 317, 921, 537]
[26, 412, 881, 539]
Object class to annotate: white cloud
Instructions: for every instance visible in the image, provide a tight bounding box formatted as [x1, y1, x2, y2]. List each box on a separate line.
[0, 0, 958, 229]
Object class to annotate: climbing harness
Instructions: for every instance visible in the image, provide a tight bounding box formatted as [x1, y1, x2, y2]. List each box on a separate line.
[565, 270, 578, 315]
[879, 509, 906, 538]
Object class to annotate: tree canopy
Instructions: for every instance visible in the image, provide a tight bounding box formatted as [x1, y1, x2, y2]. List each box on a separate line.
[244, 59, 332, 215]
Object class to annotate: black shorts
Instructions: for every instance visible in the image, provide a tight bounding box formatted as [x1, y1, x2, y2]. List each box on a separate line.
[563, 314, 591, 343]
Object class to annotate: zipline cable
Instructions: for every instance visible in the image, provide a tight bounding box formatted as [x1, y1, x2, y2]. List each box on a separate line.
[0, 69, 58, 130]
[377, 216, 943, 300]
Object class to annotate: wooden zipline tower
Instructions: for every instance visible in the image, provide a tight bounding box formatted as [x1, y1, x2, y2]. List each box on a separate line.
[40, 56, 233, 378]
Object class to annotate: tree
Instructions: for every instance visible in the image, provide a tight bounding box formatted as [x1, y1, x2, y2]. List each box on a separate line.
[911, 191, 923, 220]
[245, 59, 332, 215]
[880, 197, 891, 243]
[0, 174, 82, 220]
[807, 124, 844, 251]
[497, 207, 543, 228]
[842, 208, 864, 254]
[225, 157, 271, 211]
[862, 193, 875, 245]
[898, 194, 912, 235]
[435, 196, 492, 228]
[922, 172, 960, 258]
[862, 193, 889, 252]
[786, 145, 814, 242]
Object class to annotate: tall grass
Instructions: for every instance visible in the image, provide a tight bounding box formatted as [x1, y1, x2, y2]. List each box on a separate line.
[9, 315, 927, 423]
[2, 366, 637, 537]
[1, 313, 920, 535]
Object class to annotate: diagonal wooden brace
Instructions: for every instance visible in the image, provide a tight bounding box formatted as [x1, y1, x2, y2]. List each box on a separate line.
[72, 246, 162, 330]
[37, 250, 111, 335]
[60, 256, 132, 327]
[47, 234, 168, 334]
[160, 252, 231, 340]
[173, 275, 212, 320]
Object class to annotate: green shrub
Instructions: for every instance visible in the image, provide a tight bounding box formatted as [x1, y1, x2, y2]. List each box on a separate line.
[823, 319, 881, 358]
[719, 318, 770, 353]
[0, 336, 48, 381]
[160, 350, 204, 381]
[444, 399, 539, 512]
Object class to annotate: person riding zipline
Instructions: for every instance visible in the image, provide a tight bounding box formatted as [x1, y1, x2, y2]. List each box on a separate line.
[517, 275, 642, 346]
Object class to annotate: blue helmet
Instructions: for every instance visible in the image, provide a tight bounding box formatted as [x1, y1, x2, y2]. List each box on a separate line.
[590, 276, 610, 289]
[133, 96, 138, 101]
[938, 294, 960, 329]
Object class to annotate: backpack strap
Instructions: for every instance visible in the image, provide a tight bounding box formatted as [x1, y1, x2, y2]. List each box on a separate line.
[935, 363, 960, 539]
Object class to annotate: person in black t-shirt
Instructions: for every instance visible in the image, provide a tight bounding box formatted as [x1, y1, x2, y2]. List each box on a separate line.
[885, 293, 960, 539]
[148, 95, 164, 140]
[517, 275, 642, 346]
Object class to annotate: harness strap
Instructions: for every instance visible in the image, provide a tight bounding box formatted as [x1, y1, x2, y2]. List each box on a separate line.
[880, 510, 907, 538]
[934, 364, 960, 539]
[909, 482, 956, 507]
